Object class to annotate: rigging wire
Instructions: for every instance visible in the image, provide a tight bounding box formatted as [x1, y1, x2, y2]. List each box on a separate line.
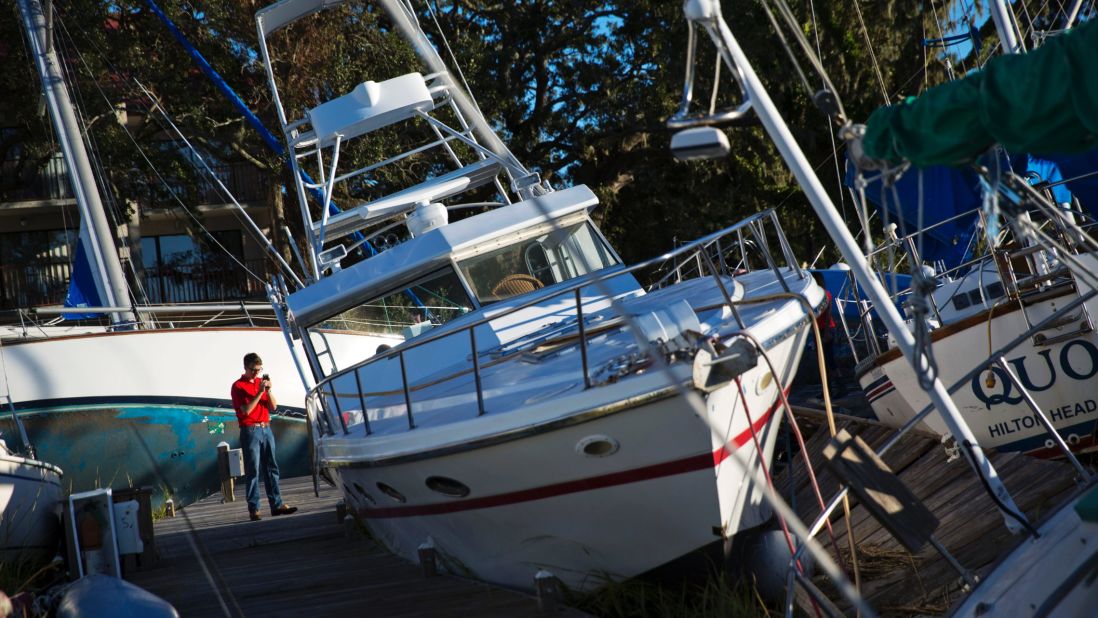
[928, 0, 961, 79]
[53, 13, 154, 310]
[766, 0, 848, 122]
[758, 1, 813, 95]
[415, 0, 491, 142]
[54, 6, 276, 289]
[850, 0, 889, 105]
[807, 0, 851, 224]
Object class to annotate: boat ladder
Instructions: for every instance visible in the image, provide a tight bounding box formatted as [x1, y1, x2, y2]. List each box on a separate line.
[995, 244, 1093, 346]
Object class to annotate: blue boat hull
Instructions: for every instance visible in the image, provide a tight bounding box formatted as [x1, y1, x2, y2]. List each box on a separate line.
[0, 404, 309, 508]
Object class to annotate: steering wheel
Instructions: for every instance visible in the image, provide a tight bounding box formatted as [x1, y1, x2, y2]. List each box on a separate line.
[490, 274, 545, 298]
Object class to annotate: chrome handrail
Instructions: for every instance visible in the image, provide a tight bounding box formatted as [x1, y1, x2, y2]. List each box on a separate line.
[304, 208, 804, 437]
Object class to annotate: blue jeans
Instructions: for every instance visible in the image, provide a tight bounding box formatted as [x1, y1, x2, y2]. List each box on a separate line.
[240, 425, 283, 513]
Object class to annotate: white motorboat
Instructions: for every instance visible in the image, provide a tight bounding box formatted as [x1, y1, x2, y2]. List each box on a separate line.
[0, 440, 63, 562]
[256, 0, 823, 592]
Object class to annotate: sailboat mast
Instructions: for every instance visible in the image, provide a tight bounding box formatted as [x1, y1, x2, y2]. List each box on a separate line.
[16, 0, 134, 326]
[693, 2, 1029, 533]
[989, 0, 1026, 54]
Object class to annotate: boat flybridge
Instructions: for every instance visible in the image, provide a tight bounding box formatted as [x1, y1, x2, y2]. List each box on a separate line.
[258, 0, 824, 592]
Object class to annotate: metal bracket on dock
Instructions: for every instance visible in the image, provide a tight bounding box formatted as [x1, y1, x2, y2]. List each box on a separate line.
[534, 570, 560, 613]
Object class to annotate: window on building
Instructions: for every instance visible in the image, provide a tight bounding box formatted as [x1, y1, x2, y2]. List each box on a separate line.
[139, 231, 251, 303]
[0, 229, 77, 309]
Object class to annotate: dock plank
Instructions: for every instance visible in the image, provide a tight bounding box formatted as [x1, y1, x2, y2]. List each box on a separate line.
[128, 476, 585, 617]
[780, 408, 1080, 613]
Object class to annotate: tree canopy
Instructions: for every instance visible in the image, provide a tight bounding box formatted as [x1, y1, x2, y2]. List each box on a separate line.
[3, 0, 1026, 275]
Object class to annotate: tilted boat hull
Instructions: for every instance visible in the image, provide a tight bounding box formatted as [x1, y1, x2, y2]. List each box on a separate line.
[0, 451, 63, 561]
[859, 290, 1098, 455]
[1, 406, 307, 508]
[0, 327, 397, 507]
[325, 329, 807, 592]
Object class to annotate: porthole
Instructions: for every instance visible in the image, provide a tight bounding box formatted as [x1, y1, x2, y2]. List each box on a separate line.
[576, 434, 620, 457]
[376, 482, 407, 503]
[1068, 434, 1081, 445]
[425, 476, 471, 498]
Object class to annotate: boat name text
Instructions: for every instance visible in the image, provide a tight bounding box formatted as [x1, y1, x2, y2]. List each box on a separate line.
[971, 340, 1098, 409]
[987, 398, 1097, 439]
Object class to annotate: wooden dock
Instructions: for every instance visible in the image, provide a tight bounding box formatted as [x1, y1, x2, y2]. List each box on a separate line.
[128, 476, 585, 617]
[779, 408, 1082, 615]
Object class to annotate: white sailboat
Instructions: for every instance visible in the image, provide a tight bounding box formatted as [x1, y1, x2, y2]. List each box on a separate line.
[852, 222, 1098, 456]
[257, 0, 822, 592]
[655, 1, 1098, 615]
[10, 0, 399, 507]
[0, 436, 62, 562]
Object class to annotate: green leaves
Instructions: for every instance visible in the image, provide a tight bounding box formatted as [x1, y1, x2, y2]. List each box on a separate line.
[4, 0, 959, 270]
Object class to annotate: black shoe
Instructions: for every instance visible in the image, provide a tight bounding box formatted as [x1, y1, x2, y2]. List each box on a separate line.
[271, 504, 298, 516]
[249, 510, 262, 522]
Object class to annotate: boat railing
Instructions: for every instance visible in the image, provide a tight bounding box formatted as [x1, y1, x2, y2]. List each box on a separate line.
[839, 199, 1098, 365]
[10, 302, 280, 336]
[304, 208, 806, 439]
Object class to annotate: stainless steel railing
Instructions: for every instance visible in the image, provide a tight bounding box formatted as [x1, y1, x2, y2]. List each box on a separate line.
[304, 208, 805, 439]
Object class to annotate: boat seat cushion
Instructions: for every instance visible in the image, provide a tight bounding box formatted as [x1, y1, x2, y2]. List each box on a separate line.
[302, 73, 434, 149]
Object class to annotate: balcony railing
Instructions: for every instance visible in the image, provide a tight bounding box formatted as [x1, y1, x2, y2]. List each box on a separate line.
[0, 156, 71, 202]
[139, 259, 270, 304]
[0, 258, 271, 310]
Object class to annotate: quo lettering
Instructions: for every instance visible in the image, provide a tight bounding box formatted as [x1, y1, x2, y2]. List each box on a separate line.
[972, 339, 1098, 409]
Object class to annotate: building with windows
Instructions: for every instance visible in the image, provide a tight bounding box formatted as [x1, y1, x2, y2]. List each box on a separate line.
[0, 145, 277, 312]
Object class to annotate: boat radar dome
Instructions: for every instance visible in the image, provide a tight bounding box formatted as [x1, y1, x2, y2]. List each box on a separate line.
[407, 201, 449, 237]
[670, 127, 730, 161]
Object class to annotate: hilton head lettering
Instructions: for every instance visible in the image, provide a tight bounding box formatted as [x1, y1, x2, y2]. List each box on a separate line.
[987, 399, 1097, 438]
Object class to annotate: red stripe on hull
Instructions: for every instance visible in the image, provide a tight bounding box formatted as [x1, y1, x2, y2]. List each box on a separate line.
[864, 381, 893, 401]
[357, 388, 788, 519]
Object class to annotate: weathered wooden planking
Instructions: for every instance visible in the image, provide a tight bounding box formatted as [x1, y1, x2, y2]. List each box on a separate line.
[779, 410, 938, 527]
[128, 476, 587, 617]
[783, 414, 1080, 614]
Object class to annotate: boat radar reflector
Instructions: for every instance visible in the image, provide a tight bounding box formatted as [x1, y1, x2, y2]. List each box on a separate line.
[671, 127, 730, 161]
[406, 201, 449, 237]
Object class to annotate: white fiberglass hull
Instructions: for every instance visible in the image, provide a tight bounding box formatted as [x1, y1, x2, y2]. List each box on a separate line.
[950, 482, 1098, 616]
[859, 289, 1098, 455]
[0, 327, 398, 505]
[324, 321, 808, 592]
[0, 450, 62, 561]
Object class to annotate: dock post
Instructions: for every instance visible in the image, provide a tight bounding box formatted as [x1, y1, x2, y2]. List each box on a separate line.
[335, 500, 347, 524]
[418, 537, 437, 577]
[534, 570, 560, 612]
[216, 442, 234, 502]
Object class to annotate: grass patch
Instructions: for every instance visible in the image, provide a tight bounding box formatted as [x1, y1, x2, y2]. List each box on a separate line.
[572, 571, 772, 618]
[0, 555, 62, 596]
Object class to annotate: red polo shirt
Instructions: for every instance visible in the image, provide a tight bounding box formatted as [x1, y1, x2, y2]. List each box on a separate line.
[231, 374, 273, 426]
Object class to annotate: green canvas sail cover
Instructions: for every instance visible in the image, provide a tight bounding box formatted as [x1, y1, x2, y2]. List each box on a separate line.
[863, 19, 1098, 168]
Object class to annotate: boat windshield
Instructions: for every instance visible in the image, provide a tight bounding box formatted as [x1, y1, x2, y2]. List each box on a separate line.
[311, 268, 473, 338]
[457, 220, 618, 304]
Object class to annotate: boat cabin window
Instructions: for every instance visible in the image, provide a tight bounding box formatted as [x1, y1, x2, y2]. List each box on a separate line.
[457, 220, 618, 304]
[311, 268, 473, 339]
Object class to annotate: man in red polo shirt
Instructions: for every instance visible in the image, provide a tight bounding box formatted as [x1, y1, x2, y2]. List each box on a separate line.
[231, 352, 297, 521]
